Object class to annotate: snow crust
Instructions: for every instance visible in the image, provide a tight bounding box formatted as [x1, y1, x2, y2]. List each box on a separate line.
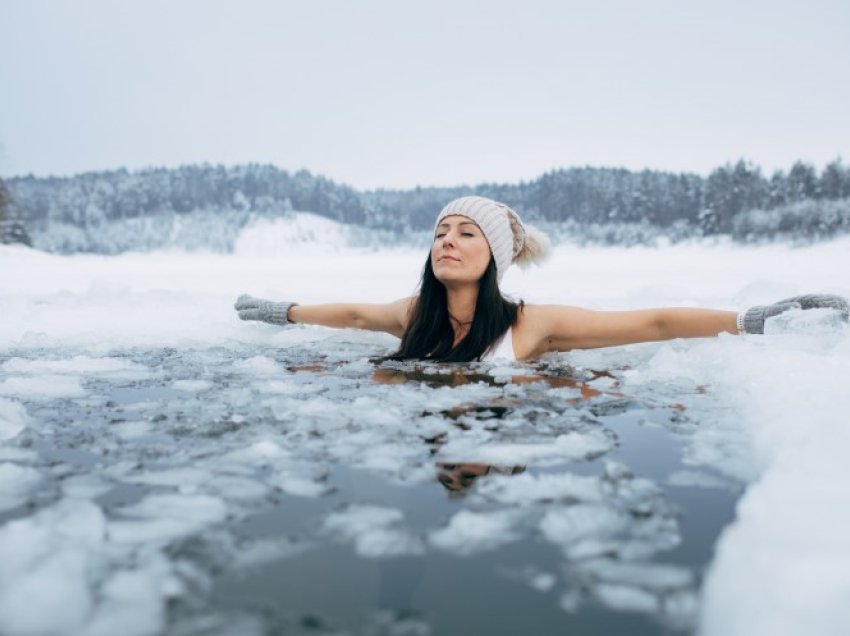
[1, 237, 849, 634]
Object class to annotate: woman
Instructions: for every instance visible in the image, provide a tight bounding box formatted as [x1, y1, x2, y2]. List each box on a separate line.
[234, 196, 849, 362]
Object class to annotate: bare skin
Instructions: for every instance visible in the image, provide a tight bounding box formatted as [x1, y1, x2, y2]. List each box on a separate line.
[287, 214, 739, 360]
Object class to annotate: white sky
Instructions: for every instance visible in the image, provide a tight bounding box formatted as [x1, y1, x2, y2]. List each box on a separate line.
[1, 0, 849, 189]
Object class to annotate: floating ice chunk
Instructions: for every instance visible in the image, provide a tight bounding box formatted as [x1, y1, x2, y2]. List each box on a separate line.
[474, 472, 603, 505]
[323, 505, 424, 558]
[231, 536, 313, 569]
[594, 583, 659, 613]
[361, 611, 432, 636]
[350, 442, 423, 475]
[540, 504, 629, 550]
[579, 558, 693, 591]
[662, 589, 700, 629]
[0, 463, 43, 511]
[171, 379, 211, 392]
[62, 474, 113, 499]
[83, 556, 178, 636]
[488, 363, 536, 381]
[324, 505, 403, 536]
[110, 420, 154, 439]
[440, 429, 612, 466]
[429, 509, 522, 555]
[0, 397, 29, 440]
[121, 467, 210, 489]
[530, 571, 558, 592]
[351, 526, 425, 559]
[232, 356, 286, 377]
[0, 447, 37, 462]
[274, 470, 329, 498]
[334, 358, 375, 376]
[559, 589, 582, 612]
[254, 379, 323, 395]
[207, 475, 270, 502]
[109, 494, 228, 544]
[0, 499, 106, 635]
[507, 566, 558, 592]
[219, 440, 290, 465]
[668, 469, 734, 490]
[0, 374, 86, 398]
[1, 355, 151, 381]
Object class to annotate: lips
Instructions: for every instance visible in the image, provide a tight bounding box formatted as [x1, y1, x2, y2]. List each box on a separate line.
[439, 256, 459, 262]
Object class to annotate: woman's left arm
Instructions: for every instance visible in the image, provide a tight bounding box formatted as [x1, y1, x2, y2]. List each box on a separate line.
[527, 293, 848, 353]
[528, 305, 738, 352]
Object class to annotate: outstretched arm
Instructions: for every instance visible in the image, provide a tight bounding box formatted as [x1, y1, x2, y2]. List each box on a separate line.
[236, 294, 415, 339]
[530, 292, 849, 352]
[530, 305, 738, 352]
[288, 298, 415, 338]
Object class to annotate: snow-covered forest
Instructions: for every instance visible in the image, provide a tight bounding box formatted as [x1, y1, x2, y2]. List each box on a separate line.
[4, 159, 850, 254]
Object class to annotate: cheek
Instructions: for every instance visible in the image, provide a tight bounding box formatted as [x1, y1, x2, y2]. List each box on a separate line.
[474, 242, 491, 269]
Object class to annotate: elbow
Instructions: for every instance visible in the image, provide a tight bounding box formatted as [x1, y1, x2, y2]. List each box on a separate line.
[350, 307, 368, 330]
[653, 309, 669, 341]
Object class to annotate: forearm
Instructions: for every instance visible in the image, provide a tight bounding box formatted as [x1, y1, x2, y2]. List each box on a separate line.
[657, 308, 739, 339]
[287, 304, 361, 329]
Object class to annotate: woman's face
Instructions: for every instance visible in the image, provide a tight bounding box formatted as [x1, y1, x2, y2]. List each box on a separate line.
[431, 215, 491, 284]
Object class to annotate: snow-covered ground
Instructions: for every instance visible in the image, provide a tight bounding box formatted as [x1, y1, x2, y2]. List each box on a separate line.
[1, 219, 849, 635]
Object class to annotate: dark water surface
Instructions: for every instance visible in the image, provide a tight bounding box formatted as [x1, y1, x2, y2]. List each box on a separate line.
[0, 342, 745, 635]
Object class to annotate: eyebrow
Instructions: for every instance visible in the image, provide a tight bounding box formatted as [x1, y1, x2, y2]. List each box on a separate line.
[437, 221, 478, 229]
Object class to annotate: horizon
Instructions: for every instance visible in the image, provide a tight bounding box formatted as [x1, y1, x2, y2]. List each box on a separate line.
[5, 155, 845, 192]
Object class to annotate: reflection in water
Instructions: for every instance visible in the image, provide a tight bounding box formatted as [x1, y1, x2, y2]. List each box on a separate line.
[436, 462, 526, 494]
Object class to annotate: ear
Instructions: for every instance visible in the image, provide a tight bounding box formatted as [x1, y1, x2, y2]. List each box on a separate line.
[514, 225, 552, 267]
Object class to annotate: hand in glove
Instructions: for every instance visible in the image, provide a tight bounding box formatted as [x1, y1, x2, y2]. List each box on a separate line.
[234, 295, 298, 326]
[739, 293, 849, 334]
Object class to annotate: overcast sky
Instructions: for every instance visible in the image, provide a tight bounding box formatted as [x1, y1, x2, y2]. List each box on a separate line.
[2, 0, 848, 190]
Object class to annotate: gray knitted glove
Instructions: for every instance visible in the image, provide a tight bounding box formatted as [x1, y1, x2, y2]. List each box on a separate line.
[740, 293, 849, 334]
[234, 294, 298, 326]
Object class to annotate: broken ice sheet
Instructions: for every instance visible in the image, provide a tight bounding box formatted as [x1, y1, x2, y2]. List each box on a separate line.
[108, 494, 229, 545]
[0, 462, 43, 512]
[0, 374, 86, 399]
[322, 504, 424, 558]
[0, 397, 29, 440]
[429, 509, 525, 555]
[2, 355, 151, 381]
[437, 428, 613, 466]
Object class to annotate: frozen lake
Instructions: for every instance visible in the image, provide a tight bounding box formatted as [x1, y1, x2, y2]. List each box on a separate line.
[2, 232, 850, 635]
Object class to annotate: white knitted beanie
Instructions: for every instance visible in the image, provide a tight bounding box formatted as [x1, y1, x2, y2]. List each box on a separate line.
[434, 196, 551, 282]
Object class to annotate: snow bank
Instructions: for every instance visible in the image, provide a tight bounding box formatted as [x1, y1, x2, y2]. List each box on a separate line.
[607, 318, 850, 635]
[233, 212, 350, 256]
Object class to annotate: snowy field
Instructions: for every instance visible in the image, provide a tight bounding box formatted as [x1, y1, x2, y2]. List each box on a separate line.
[2, 218, 850, 635]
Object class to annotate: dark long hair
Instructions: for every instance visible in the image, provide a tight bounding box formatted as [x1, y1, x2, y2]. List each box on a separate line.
[385, 254, 523, 362]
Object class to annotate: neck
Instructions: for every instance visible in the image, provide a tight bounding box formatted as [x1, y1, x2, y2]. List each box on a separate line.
[445, 284, 478, 335]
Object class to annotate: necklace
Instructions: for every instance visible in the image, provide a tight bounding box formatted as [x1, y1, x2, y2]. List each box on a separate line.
[449, 313, 473, 327]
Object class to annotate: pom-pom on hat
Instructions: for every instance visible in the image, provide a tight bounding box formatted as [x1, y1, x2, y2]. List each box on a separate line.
[434, 196, 551, 282]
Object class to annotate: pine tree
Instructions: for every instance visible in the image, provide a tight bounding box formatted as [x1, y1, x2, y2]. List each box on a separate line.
[0, 177, 33, 246]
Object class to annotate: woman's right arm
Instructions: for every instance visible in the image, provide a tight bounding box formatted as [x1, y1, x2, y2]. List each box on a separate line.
[285, 297, 416, 338]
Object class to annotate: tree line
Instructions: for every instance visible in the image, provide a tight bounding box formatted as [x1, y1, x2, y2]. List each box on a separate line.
[3, 158, 850, 252]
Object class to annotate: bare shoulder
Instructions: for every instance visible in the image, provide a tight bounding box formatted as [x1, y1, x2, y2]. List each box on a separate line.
[353, 296, 418, 337]
[515, 304, 583, 332]
[512, 304, 565, 359]
[395, 296, 418, 329]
